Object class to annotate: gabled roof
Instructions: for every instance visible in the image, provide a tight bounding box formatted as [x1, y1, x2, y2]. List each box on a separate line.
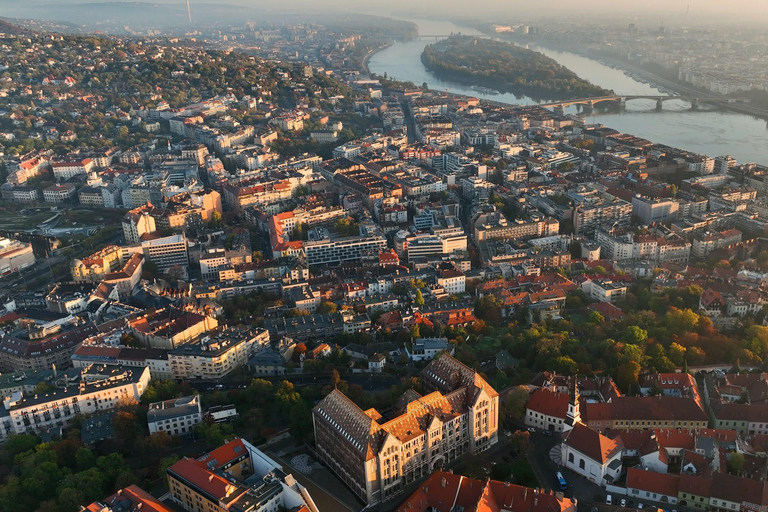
[312, 389, 383, 461]
[526, 388, 569, 419]
[563, 424, 623, 464]
[626, 468, 679, 497]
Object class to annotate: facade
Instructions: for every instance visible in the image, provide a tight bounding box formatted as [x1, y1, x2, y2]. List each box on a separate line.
[168, 327, 270, 380]
[147, 395, 203, 435]
[312, 354, 498, 504]
[304, 235, 387, 266]
[0, 364, 150, 441]
[167, 437, 319, 512]
[0, 321, 98, 372]
[51, 158, 94, 179]
[437, 269, 466, 294]
[411, 338, 453, 362]
[561, 423, 623, 485]
[632, 196, 680, 225]
[124, 233, 189, 276]
[128, 307, 219, 350]
[0, 236, 35, 277]
[525, 388, 569, 432]
[581, 279, 628, 304]
[583, 396, 708, 432]
[573, 200, 633, 235]
[43, 183, 76, 203]
[122, 207, 157, 244]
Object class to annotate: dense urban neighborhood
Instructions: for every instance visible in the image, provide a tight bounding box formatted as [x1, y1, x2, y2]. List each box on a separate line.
[0, 8, 767, 512]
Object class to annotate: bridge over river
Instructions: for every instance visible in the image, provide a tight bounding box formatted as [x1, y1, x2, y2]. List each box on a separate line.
[537, 95, 750, 113]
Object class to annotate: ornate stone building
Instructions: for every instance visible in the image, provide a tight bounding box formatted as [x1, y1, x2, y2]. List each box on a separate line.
[312, 354, 499, 504]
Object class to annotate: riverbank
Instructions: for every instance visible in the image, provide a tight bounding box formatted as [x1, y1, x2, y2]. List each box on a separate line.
[361, 42, 392, 75]
[500, 34, 768, 121]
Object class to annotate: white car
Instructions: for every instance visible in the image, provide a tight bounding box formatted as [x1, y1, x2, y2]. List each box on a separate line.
[638, 504, 644, 509]
[621, 499, 627, 507]
[606, 495, 613, 505]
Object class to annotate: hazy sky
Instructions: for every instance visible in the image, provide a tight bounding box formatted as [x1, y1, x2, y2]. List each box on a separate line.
[7, 0, 768, 21]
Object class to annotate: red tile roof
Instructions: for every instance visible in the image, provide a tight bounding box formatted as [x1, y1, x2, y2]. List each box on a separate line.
[526, 388, 569, 419]
[626, 468, 679, 498]
[562, 424, 623, 464]
[85, 485, 175, 512]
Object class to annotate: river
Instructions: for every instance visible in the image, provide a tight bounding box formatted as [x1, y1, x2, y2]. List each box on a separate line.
[367, 19, 768, 165]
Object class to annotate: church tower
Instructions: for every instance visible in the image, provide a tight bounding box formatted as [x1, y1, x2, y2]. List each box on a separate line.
[563, 378, 581, 433]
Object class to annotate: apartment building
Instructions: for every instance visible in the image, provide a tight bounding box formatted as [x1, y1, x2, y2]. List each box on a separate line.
[312, 354, 498, 504]
[167, 437, 318, 512]
[71, 245, 124, 282]
[0, 236, 35, 277]
[473, 211, 559, 242]
[123, 233, 189, 276]
[304, 235, 387, 266]
[573, 199, 633, 235]
[168, 327, 270, 380]
[147, 395, 203, 435]
[122, 207, 158, 244]
[42, 183, 76, 203]
[51, 158, 94, 179]
[0, 364, 150, 441]
[581, 279, 628, 304]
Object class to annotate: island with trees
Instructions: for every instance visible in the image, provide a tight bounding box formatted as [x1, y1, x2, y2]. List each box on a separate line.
[421, 35, 612, 100]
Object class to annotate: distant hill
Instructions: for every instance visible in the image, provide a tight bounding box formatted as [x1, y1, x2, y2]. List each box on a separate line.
[0, 18, 27, 34]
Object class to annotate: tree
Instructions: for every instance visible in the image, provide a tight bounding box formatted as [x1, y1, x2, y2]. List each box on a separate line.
[289, 401, 313, 443]
[622, 326, 648, 345]
[617, 361, 641, 394]
[728, 452, 745, 475]
[34, 381, 55, 394]
[276, 380, 300, 404]
[504, 386, 529, 421]
[291, 343, 307, 363]
[317, 301, 338, 314]
[208, 210, 222, 229]
[687, 346, 706, 365]
[551, 356, 578, 376]
[159, 455, 180, 484]
[509, 430, 531, 455]
[75, 447, 96, 471]
[668, 342, 687, 366]
[414, 289, 425, 306]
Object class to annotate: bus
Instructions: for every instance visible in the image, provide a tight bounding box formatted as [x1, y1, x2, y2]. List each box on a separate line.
[555, 471, 567, 490]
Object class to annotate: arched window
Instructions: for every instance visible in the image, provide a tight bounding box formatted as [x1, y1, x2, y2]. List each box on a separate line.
[579, 459, 585, 469]
[568, 453, 574, 463]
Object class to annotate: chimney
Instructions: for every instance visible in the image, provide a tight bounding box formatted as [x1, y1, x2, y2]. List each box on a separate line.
[442, 477, 447, 488]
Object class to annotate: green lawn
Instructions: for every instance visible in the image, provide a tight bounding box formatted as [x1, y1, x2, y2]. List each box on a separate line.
[512, 458, 539, 488]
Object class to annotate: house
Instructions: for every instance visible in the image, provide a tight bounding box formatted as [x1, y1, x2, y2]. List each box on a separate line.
[561, 423, 623, 485]
[525, 387, 570, 432]
[147, 395, 203, 436]
[247, 348, 285, 375]
[368, 353, 386, 372]
[411, 337, 453, 362]
[626, 467, 680, 506]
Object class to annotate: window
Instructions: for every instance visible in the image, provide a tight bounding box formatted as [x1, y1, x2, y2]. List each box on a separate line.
[568, 453, 574, 463]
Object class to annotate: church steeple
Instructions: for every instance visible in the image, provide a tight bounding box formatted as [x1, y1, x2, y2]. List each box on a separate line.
[564, 378, 581, 433]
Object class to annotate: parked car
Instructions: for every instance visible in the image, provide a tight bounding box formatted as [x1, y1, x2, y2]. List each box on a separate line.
[542, 430, 554, 436]
[621, 499, 627, 507]
[638, 503, 644, 509]
[503, 457, 511, 462]
[527, 427, 537, 433]
[606, 495, 612, 505]
[627, 500, 634, 508]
